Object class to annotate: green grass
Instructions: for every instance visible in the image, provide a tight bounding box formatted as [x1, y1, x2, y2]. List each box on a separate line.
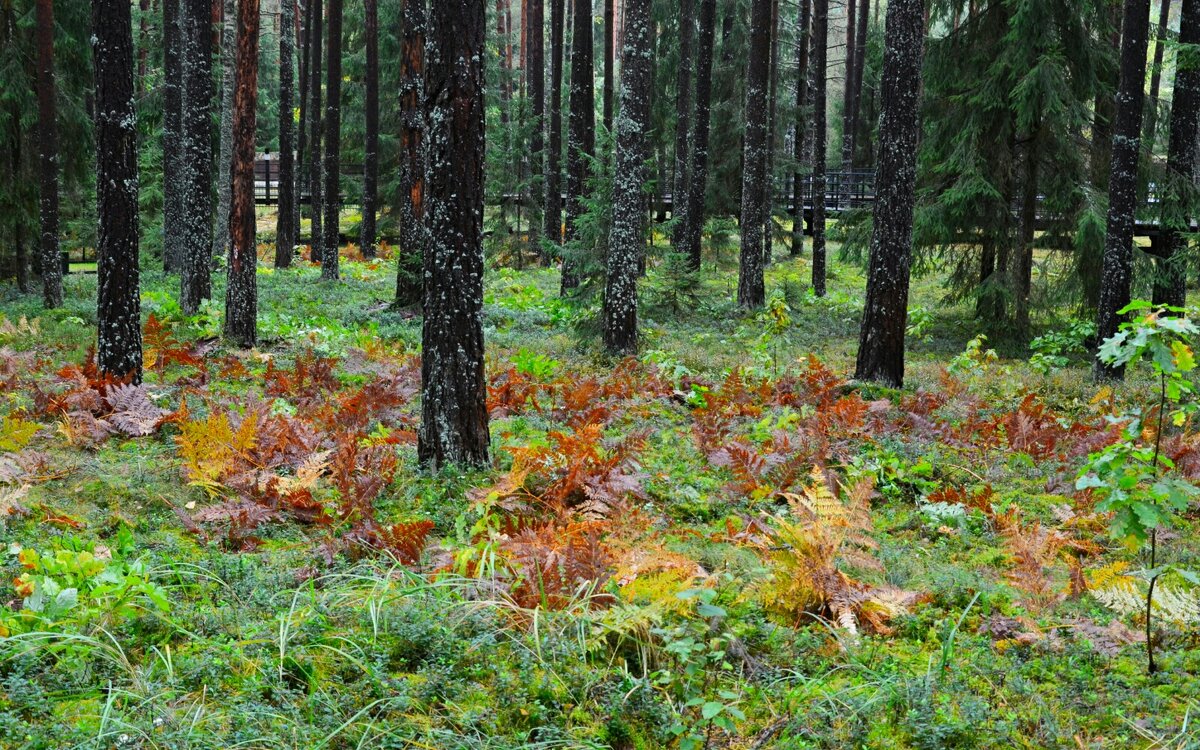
[0, 238, 1198, 749]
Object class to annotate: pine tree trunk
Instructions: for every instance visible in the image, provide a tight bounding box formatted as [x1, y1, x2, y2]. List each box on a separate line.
[276, 0, 297, 267]
[1157, 0, 1200, 306]
[1096, 0, 1151, 381]
[544, 0, 564, 248]
[396, 0, 425, 306]
[297, 0, 310, 238]
[308, 0, 324, 259]
[1146, 0, 1173, 147]
[853, 0, 924, 387]
[358, 0, 379, 258]
[321, 0, 342, 279]
[847, 0, 869, 166]
[527, 0, 545, 250]
[603, 0, 615, 134]
[419, 0, 490, 469]
[602, 0, 652, 355]
[35, 0, 62, 308]
[810, 0, 828, 297]
[670, 0, 695, 250]
[681, 0, 717, 270]
[225, 0, 261, 348]
[737, 0, 772, 309]
[180, 0, 213, 314]
[561, 0, 594, 294]
[791, 0, 811, 257]
[138, 0, 151, 91]
[163, 0, 183, 272]
[762, 0, 781, 264]
[212, 0, 236, 265]
[841, 0, 855, 167]
[91, 0, 143, 382]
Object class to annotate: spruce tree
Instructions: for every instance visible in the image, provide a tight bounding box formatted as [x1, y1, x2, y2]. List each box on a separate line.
[810, 0, 828, 297]
[681, 0, 718, 270]
[163, 0, 183, 273]
[790, 0, 811, 257]
[307, 0, 324, 258]
[670, 0, 695, 251]
[358, 0, 379, 258]
[180, 0, 213, 314]
[737, 0, 773, 309]
[544, 0, 565, 247]
[561, 0, 594, 294]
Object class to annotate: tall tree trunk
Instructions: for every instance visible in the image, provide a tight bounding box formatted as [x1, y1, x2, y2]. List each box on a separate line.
[737, 0, 773, 309]
[276, 0, 297, 267]
[853, 0, 924, 387]
[35, 0, 62, 308]
[308, 0, 324, 260]
[1082, 0, 1122, 314]
[811, 0, 829, 296]
[681, 0, 716, 270]
[297, 0, 310, 238]
[225, 0, 261, 348]
[527, 0, 544, 251]
[1096, 0, 1151, 381]
[762, 0, 781, 264]
[180, 0, 213, 314]
[163, 0, 183, 272]
[138, 0, 151, 91]
[561, 0, 595, 294]
[670, 0, 695, 251]
[847, 0, 868, 166]
[321, 0, 342, 279]
[841, 0, 855, 167]
[91, 0, 142, 382]
[1157, 0, 1200, 306]
[791, 0, 811, 257]
[544, 0, 564, 248]
[419, 0, 490, 469]
[602, 0, 652, 355]
[1146, 0, 1172, 147]
[396, 0, 425, 306]
[358, 0, 378, 258]
[603, 0, 615, 133]
[212, 0, 236, 265]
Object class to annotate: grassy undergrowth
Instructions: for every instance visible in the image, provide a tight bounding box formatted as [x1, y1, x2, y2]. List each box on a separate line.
[1, 241, 1199, 749]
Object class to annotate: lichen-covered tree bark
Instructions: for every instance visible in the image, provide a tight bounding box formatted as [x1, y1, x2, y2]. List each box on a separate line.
[225, 0, 261, 348]
[544, 0, 565, 248]
[790, 0, 811, 257]
[810, 0, 829, 297]
[603, 0, 615, 134]
[321, 0, 343, 279]
[527, 0, 544, 251]
[308, 0, 324, 259]
[1146, 0, 1173, 146]
[1095, 0, 1151, 381]
[35, 0, 61, 308]
[670, 0, 695, 251]
[846, 0, 869, 166]
[853, 0, 925, 387]
[841, 0, 856, 167]
[91, 0, 142, 383]
[297, 0, 310, 239]
[681, 0, 717, 270]
[561, 0, 594, 294]
[1157, 0, 1200, 307]
[419, 0, 491, 469]
[163, 0, 183, 273]
[396, 0, 426, 306]
[212, 0, 236, 266]
[275, 0, 297, 268]
[762, 0, 781, 263]
[180, 0, 213, 314]
[358, 0, 379, 258]
[602, 0, 653, 356]
[737, 0, 773, 309]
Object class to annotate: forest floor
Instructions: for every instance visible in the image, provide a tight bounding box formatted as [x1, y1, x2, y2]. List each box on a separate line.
[1, 236, 1199, 749]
